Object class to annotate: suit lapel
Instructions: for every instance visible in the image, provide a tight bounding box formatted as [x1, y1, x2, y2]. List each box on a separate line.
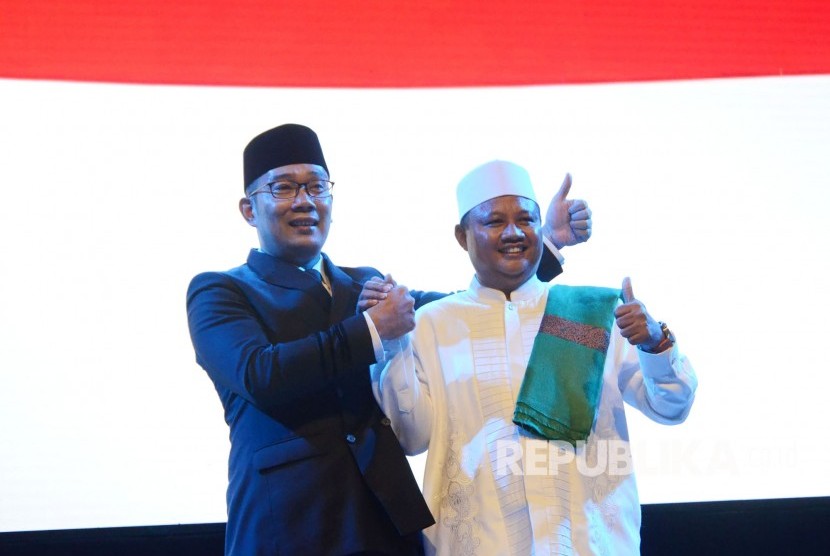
[246, 249, 332, 312]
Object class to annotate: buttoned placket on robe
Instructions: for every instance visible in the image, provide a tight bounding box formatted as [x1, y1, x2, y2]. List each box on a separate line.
[474, 295, 533, 556]
[474, 286, 576, 556]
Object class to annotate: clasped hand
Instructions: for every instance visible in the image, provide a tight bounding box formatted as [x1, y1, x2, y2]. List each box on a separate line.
[363, 275, 416, 339]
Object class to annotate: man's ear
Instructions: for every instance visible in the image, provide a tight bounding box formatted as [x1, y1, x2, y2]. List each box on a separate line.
[454, 224, 468, 252]
[239, 197, 256, 227]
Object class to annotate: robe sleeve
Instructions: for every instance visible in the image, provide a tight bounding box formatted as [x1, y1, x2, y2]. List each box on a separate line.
[370, 317, 437, 456]
[614, 322, 698, 424]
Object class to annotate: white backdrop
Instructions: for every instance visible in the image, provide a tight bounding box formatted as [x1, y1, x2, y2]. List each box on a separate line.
[1, 75, 829, 532]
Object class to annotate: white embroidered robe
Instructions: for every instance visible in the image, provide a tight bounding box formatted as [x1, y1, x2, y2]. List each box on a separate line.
[372, 276, 697, 556]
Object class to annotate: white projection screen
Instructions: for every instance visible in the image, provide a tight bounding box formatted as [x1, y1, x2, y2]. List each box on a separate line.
[1, 0, 829, 534]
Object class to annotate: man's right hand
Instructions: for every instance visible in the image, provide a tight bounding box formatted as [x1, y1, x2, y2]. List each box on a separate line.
[543, 173, 593, 249]
[366, 280, 416, 339]
[358, 276, 393, 312]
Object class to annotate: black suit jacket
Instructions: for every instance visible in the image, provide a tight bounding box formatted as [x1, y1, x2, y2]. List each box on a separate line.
[187, 250, 438, 556]
[186, 249, 562, 556]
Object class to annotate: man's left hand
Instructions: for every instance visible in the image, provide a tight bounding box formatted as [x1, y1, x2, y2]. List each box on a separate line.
[543, 173, 592, 249]
[614, 277, 667, 352]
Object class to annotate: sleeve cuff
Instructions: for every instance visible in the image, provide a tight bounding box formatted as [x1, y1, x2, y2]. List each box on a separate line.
[638, 344, 681, 378]
[542, 235, 565, 264]
[363, 311, 385, 364]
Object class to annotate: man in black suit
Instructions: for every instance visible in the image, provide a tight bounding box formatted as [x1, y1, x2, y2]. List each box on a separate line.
[186, 124, 591, 555]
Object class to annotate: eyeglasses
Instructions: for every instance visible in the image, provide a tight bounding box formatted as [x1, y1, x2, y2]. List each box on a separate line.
[248, 179, 335, 200]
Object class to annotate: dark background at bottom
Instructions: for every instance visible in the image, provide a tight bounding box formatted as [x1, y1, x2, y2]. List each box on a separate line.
[1, 497, 828, 555]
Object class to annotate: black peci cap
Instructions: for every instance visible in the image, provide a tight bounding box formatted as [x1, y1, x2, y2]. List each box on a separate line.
[243, 124, 329, 190]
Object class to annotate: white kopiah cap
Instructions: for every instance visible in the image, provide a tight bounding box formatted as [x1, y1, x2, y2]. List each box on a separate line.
[456, 160, 538, 221]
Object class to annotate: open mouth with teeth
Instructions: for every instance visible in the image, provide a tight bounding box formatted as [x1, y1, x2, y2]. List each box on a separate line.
[289, 218, 318, 229]
[499, 244, 527, 256]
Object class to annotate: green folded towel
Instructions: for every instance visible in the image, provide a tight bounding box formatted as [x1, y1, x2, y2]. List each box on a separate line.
[513, 285, 620, 445]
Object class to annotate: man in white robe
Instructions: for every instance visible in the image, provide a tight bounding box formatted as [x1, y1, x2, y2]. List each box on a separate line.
[371, 160, 697, 555]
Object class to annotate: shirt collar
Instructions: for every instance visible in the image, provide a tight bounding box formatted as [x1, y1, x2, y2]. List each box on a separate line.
[305, 255, 324, 273]
[468, 274, 546, 303]
[256, 248, 323, 274]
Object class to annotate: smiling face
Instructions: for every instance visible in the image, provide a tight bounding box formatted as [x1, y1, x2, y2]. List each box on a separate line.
[455, 195, 542, 298]
[239, 163, 332, 267]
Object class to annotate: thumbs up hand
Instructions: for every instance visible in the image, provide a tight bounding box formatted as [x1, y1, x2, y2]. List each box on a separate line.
[543, 173, 593, 249]
[614, 277, 666, 351]
[621, 276, 635, 304]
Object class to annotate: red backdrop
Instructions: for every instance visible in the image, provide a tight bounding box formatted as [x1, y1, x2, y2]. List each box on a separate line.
[2, 0, 829, 86]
